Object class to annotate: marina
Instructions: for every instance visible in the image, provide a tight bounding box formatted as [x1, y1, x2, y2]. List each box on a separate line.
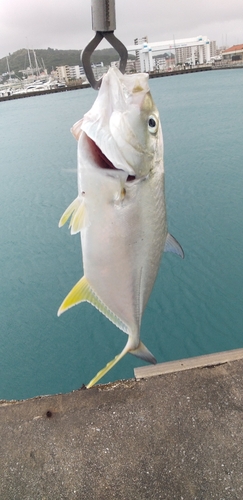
[1, 63, 242, 101]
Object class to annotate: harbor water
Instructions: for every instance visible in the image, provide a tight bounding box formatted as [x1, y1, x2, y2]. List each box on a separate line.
[1, 68, 243, 400]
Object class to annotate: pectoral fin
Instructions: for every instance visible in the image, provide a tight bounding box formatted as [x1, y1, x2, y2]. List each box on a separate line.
[71, 118, 83, 140]
[164, 233, 184, 258]
[69, 201, 87, 234]
[58, 276, 128, 334]
[58, 197, 87, 233]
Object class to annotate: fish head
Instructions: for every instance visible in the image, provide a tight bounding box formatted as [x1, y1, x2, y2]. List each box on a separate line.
[73, 67, 163, 181]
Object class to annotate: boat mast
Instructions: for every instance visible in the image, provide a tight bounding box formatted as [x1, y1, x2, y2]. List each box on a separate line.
[6, 56, 11, 80]
[26, 41, 34, 78]
[33, 50, 40, 77]
[41, 58, 47, 75]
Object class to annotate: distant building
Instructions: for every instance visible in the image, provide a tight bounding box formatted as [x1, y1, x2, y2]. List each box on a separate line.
[69, 65, 83, 80]
[134, 36, 148, 72]
[175, 45, 193, 65]
[56, 64, 90, 82]
[110, 61, 119, 69]
[153, 54, 174, 71]
[111, 59, 136, 73]
[175, 40, 217, 65]
[222, 44, 243, 62]
[209, 41, 217, 58]
[154, 57, 167, 71]
[79, 66, 86, 78]
[56, 65, 71, 82]
[125, 59, 136, 73]
[217, 46, 227, 56]
[91, 62, 108, 80]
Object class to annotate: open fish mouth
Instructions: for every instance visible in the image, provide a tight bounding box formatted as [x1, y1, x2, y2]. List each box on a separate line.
[85, 134, 136, 182]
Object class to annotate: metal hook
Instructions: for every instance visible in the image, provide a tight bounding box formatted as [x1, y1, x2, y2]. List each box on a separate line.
[81, 0, 128, 90]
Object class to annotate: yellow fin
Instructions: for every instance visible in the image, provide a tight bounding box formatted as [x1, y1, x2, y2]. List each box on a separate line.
[57, 277, 128, 334]
[86, 348, 128, 388]
[86, 339, 156, 388]
[58, 197, 80, 228]
[58, 276, 90, 316]
[69, 201, 87, 234]
[58, 197, 87, 233]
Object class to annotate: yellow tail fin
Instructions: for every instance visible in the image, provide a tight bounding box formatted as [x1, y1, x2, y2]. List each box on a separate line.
[86, 342, 130, 388]
[86, 340, 157, 388]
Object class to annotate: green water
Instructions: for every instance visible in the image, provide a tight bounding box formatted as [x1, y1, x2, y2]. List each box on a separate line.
[1, 69, 243, 400]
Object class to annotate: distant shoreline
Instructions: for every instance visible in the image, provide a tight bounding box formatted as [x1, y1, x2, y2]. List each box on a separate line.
[1, 64, 242, 102]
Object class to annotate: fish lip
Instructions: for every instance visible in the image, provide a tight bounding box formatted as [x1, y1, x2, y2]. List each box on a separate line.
[84, 133, 136, 180]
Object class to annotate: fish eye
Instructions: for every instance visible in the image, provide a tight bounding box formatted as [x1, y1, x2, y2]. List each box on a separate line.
[148, 115, 158, 134]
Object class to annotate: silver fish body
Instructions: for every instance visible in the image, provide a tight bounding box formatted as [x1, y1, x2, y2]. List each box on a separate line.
[58, 67, 183, 387]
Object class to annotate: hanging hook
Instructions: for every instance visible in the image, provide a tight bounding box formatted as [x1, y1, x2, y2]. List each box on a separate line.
[81, 0, 128, 90]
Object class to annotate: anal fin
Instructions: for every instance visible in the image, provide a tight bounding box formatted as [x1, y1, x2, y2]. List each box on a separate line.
[58, 277, 128, 334]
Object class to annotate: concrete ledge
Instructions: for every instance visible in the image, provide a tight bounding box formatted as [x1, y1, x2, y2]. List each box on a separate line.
[1, 352, 243, 499]
[134, 347, 243, 379]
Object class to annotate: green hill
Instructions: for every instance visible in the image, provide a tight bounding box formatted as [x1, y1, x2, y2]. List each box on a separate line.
[0, 47, 127, 77]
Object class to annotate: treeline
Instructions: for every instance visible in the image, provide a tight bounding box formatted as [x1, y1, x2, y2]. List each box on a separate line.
[0, 47, 127, 76]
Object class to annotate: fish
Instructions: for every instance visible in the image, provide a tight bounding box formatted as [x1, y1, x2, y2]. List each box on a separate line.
[58, 67, 184, 388]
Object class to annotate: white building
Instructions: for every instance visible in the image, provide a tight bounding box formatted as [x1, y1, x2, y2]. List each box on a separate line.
[176, 40, 216, 65]
[209, 41, 217, 58]
[128, 36, 211, 72]
[125, 59, 136, 73]
[56, 65, 70, 82]
[111, 59, 136, 72]
[154, 57, 167, 71]
[69, 65, 83, 80]
[134, 36, 148, 72]
[91, 63, 109, 80]
[176, 46, 194, 65]
[56, 64, 89, 82]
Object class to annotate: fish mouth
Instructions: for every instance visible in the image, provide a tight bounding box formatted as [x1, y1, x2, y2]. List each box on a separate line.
[86, 134, 136, 182]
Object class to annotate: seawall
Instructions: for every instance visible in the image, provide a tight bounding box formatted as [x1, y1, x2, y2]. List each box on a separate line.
[2, 64, 243, 102]
[1, 348, 243, 499]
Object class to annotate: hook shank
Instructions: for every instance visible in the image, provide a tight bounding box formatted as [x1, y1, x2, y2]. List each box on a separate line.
[91, 0, 116, 32]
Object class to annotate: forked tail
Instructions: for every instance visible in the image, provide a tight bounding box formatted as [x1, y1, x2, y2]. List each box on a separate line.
[86, 338, 156, 388]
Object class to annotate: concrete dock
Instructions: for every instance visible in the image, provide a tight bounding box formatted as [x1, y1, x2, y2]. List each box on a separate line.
[1, 349, 243, 499]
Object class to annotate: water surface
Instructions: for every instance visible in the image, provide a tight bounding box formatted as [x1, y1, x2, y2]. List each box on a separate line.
[0, 69, 243, 399]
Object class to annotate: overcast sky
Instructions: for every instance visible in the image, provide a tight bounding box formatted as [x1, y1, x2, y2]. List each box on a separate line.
[0, 0, 242, 60]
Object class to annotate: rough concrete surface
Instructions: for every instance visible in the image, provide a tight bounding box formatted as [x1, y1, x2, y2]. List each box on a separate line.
[1, 358, 243, 499]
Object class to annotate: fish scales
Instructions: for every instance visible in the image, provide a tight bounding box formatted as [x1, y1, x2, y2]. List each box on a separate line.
[58, 67, 184, 387]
